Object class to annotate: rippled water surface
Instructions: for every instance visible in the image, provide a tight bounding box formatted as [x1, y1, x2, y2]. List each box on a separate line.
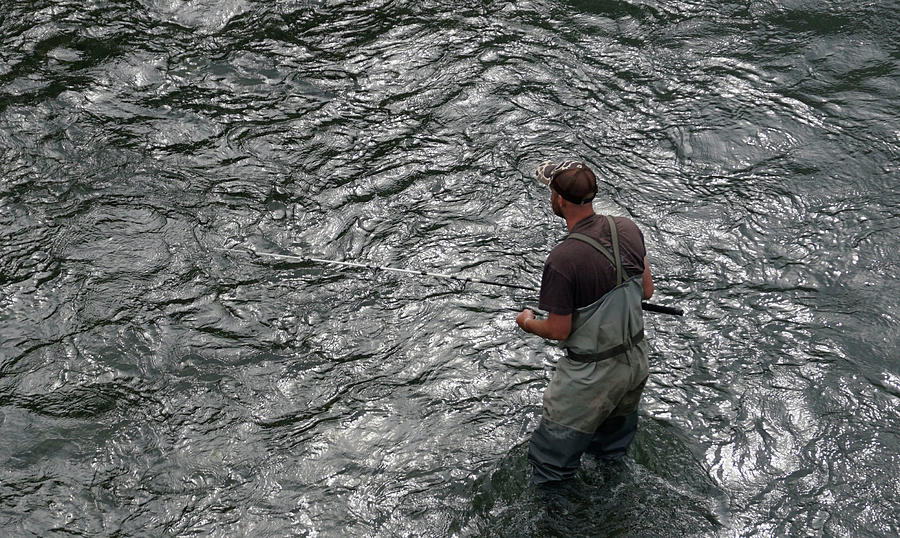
[1, 0, 898, 535]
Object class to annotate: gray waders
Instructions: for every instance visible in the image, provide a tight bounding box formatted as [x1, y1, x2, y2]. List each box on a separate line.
[529, 216, 650, 485]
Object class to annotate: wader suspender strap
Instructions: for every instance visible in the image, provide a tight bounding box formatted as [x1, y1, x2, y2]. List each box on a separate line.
[607, 215, 624, 286]
[565, 215, 624, 285]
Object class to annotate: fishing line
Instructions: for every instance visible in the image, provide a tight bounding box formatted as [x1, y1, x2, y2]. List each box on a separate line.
[217, 246, 684, 316]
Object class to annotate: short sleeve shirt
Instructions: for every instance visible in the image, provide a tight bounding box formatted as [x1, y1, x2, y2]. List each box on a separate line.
[538, 214, 647, 315]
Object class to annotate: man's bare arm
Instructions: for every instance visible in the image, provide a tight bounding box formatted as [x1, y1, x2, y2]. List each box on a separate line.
[642, 256, 654, 300]
[516, 310, 572, 340]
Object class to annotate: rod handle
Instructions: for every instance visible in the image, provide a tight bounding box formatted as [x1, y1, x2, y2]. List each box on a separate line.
[522, 303, 684, 316]
[641, 302, 684, 316]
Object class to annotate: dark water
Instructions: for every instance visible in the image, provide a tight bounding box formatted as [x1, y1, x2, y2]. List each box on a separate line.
[1, 0, 898, 535]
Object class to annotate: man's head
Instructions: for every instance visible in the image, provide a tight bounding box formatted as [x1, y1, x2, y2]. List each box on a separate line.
[536, 160, 597, 217]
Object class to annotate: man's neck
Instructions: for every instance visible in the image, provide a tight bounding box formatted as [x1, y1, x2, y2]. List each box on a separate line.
[564, 207, 595, 231]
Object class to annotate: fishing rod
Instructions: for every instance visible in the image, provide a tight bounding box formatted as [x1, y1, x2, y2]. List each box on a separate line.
[218, 247, 538, 291]
[218, 247, 684, 316]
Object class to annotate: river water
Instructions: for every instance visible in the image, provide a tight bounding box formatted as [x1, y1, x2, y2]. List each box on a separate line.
[1, 0, 898, 536]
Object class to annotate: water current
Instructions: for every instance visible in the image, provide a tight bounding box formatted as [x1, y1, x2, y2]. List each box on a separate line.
[1, 0, 898, 536]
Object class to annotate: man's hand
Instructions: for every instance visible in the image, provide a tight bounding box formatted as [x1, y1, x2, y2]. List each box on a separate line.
[516, 309, 573, 340]
[516, 309, 536, 332]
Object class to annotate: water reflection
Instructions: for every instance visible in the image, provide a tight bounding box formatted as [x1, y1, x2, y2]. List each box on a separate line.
[1, 0, 898, 535]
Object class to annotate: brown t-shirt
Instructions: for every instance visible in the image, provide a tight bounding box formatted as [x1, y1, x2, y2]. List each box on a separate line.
[538, 214, 647, 315]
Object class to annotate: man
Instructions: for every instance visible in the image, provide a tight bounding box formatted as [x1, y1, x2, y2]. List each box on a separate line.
[515, 160, 654, 486]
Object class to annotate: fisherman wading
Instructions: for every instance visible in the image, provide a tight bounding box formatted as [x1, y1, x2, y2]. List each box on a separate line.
[516, 160, 654, 486]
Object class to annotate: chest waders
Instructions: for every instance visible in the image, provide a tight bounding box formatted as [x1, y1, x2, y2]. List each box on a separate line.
[528, 216, 650, 484]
